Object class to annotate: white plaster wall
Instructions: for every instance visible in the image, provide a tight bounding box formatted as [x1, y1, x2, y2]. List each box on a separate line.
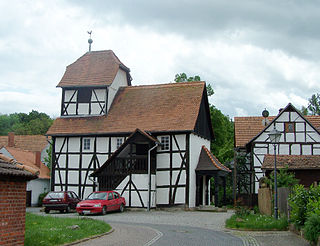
[107, 70, 128, 111]
[93, 89, 106, 101]
[291, 144, 300, 155]
[66, 104, 76, 115]
[68, 137, 80, 152]
[175, 187, 186, 204]
[189, 133, 210, 208]
[172, 135, 186, 151]
[68, 155, 80, 168]
[96, 137, 109, 153]
[27, 179, 50, 206]
[64, 90, 77, 102]
[172, 170, 186, 185]
[156, 188, 169, 204]
[55, 138, 67, 152]
[91, 103, 101, 114]
[68, 171, 79, 184]
[115, 174, 156, 207]
[156, 171, 170, 186]
[156, 154, 170, 169]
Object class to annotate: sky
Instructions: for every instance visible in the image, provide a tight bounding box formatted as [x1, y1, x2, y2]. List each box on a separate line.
[0, 0, 320, 119]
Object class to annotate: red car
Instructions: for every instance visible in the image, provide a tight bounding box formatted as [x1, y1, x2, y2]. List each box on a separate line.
[76, 191, 126, 215]
[42, 191, 81, 213]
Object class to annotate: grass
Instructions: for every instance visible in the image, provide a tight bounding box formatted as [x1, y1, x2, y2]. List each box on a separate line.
[226, 213, 288, 231]
[25, 213, 111, 246]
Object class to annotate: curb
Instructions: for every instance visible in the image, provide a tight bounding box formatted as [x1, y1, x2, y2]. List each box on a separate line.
[63, 228, 115, 246]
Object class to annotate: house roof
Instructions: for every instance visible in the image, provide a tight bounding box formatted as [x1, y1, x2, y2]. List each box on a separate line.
[57, 50, 131, 88]
[0, 157, 37, 181]
[234, 112, 320, 148]
[196, 146, 231, 173]
[0, 135, 50, 152]
[3, 147, 50, 179]
[47, 81, 208, 136]
[262, 154, 320, 170]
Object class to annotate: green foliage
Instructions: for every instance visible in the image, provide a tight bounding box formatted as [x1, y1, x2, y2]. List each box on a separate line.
[307, 93, 320, 115]
[0, 110, 53, 135]
[288, 184, 320, 227]
[38, 192, 49, 207]
[265, 167, 298, 189]
[226, 213, 288, 230]
[174, 73, 214, 97]
[288, 184, 310, 227]
[25, 213, 111, 246]
[210, 105, 234, 164]
[235, 206, 251, 218]
[304, 214, 320, 245]
[44, 144, 52, 170]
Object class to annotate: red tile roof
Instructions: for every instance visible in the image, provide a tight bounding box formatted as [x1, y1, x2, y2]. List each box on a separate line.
[57, 50, 130, 88]
[0, 157, 37, 180]
[234, 115, 320, 148]
[3, 147, 50, 179]
[196, 146, 231, 172]
[0, 135, 50, 152]
[47, 81, 206, 136]
[262, 155, 320, 170]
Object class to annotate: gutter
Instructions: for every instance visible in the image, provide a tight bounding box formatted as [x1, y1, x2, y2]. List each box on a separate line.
[147, 142, 159, 211]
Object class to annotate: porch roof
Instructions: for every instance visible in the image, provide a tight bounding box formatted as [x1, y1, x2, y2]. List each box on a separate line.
[91, 128, 158, 177]
[196, 146, 231, 175]
[262, 154, 320, 170]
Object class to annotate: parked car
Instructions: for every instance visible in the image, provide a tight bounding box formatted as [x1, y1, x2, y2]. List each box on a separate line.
[76, 191, 126, 215]
[42, 191, 81, 213]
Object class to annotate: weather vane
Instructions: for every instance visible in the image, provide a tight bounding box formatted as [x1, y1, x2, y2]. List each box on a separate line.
[87, 31, 93, 52]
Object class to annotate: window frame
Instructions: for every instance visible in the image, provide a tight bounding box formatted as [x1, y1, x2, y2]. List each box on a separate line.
[160, 136, 170, 151]
[116, 138, 123, 149]
[83, 138, 91, 150]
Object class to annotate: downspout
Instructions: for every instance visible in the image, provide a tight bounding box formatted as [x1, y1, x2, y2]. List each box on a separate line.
[147, 142, 159, 211]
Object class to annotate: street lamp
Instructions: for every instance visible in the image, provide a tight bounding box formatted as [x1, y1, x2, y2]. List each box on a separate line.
[268, 126, 281, 219]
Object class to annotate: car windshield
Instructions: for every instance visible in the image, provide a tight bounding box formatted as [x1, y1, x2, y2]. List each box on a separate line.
[86, 192, 107, 200]
[45, 192, 64, 199]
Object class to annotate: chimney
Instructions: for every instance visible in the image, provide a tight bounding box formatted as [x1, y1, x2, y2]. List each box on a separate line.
[35, 151, 41, 168]
[8, 132, 14, 147]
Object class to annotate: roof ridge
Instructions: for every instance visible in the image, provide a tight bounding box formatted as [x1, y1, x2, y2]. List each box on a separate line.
[124, 81, 205, 90]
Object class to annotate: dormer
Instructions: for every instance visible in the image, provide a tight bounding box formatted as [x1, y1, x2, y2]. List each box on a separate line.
[57, 50, 132, 117]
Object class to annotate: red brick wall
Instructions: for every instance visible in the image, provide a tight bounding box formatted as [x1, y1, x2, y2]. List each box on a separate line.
[0, 180, 27, 246]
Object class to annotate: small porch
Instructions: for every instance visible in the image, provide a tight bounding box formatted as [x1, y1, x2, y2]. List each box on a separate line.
[195, 146, 231, 207]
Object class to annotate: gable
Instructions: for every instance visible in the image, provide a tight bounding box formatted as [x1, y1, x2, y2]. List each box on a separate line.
[234, 108, 320, 148]
[193, 89, 214, 140]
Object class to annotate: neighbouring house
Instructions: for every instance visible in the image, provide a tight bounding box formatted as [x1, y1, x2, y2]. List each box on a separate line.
[0, 132, 51, 206]
[0, 147, 50, 206]
[234, 103, 320, 204]
[47, 50, 231, 208]
[0, 156, 37, 246]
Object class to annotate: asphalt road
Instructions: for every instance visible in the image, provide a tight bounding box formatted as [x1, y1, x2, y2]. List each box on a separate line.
[27, 208, 309, 246]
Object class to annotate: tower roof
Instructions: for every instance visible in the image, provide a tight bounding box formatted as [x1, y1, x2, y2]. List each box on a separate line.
[57, 50, 131, 88]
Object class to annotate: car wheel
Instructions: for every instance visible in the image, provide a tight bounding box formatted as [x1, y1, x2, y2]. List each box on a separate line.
[60, 209, 65, 213]
[102, 206, 107, 215]
[120, 204, 124, 213]
[66, 205, 71, 213]
[78, 212, 84, 216]
[44, 208, 49, 214]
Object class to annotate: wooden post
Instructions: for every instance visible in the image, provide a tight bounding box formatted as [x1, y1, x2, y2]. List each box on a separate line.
[214, 174, 219, 207]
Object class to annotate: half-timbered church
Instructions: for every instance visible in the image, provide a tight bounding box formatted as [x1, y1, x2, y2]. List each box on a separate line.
[47, 50, 231, 208]
[234, 103, 320, 204]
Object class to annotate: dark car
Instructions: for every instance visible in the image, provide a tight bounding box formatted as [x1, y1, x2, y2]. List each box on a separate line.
[76, 191, 126, 215]
[42, 191, 81, 213]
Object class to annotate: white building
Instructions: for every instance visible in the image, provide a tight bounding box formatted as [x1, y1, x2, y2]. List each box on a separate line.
[234, 103, 320, 203]
[47, 50, 230, 208]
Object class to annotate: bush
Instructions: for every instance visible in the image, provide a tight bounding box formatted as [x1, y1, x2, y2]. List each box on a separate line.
[38, 192, 48, 207]
[288, 184, 309, 227]
[235, 206, 251, 218]
[304, 214, 320, 245]
[289, 184, 320, 227]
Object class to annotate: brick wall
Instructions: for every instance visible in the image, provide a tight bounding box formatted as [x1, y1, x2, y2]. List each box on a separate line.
[0, 180, 27, 246]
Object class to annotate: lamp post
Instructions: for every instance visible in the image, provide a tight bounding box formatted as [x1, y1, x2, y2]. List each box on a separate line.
[268, 126, 281, 219]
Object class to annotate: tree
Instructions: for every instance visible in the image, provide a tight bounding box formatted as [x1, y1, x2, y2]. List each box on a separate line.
[0, 110, 53, 135]
[174, 73, 214, 97]
[305, 93, 320, 115]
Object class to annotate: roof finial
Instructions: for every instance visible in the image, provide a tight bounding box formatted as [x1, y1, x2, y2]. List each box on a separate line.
[87, 31, 93, 52]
